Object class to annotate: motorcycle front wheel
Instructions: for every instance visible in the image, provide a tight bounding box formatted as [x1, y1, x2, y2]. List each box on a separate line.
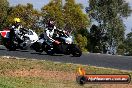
[71, 45, 82, 57]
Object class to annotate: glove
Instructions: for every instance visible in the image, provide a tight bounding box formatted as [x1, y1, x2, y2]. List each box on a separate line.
[54, 40, 60, 44]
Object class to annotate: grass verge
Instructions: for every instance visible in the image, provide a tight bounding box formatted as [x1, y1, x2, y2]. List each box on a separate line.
[0, 56, 131, 88]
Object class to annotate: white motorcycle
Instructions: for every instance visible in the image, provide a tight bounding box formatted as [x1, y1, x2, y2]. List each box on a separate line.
[2, 28, 38, 50]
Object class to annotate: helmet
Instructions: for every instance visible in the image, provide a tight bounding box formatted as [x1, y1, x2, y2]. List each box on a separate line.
[14, 18, 21, 23]
[48, 18, 55, 26]
[47, 18, 55, 31]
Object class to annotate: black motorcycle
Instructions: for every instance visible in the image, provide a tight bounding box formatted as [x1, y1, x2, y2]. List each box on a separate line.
[31, 30, 82, 57]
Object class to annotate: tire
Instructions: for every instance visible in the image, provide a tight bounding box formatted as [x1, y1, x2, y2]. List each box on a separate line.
[45, 49, 54, 55]
[3, 38, 16, 51]
[31, 42, 43, 53]
[19, 43, 28, 50]
[9, 40, 17, 51]
[72, 45, 82, 57]
[8, 44, 17, 51]
[45, 45, 54, 55]
[2, 38, 10, 49]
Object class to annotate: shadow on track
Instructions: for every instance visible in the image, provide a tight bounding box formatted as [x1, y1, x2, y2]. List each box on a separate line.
[30, 52, 64, 56]
[19, 50, 29, 52]
[0, 48, 6, 50]
[7, 49, 29, 52]
[30, 52, 47, 55]
[50, 54, 64, 56]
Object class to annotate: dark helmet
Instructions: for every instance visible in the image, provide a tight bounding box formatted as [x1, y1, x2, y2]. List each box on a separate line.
[47, 18, 55, 31]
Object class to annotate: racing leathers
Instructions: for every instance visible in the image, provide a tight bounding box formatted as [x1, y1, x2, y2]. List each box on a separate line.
[45, 26, 56, 42]
[43, 25, 61, 45]
[10, 24, 23, 43]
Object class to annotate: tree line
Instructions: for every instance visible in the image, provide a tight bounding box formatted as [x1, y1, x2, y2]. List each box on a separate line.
[0, 0, 132, 55]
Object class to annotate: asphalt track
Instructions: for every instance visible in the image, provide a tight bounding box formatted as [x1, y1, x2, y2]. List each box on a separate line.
[0, 45, 132, 71]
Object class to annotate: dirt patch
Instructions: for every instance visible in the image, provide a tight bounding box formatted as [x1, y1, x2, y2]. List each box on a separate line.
[5, 69, 76, 81]
[2, 69, 132, 88]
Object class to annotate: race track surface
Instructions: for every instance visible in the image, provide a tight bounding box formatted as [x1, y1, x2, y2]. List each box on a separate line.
[0, 45, 132, 71]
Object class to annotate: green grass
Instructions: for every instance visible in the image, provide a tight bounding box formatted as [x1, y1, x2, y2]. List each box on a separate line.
[0, 56, 131, 88]
[0, 76, 102, 88]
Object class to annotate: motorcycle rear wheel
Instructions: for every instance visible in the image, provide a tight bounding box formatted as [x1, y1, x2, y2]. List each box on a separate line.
[45, 44, 54, 55]
[32, 42, 43, 53]
[3, 38, 17, 51]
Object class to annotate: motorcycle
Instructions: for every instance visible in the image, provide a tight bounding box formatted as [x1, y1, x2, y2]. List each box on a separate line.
[31, 30, 82, 57]
[1, 28, 38, 50]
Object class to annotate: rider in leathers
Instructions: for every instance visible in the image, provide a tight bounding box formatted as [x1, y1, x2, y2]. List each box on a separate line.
[10, 18, 23, 43]
[44, 19, 60, 44]
[10, 18, 28, 43]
